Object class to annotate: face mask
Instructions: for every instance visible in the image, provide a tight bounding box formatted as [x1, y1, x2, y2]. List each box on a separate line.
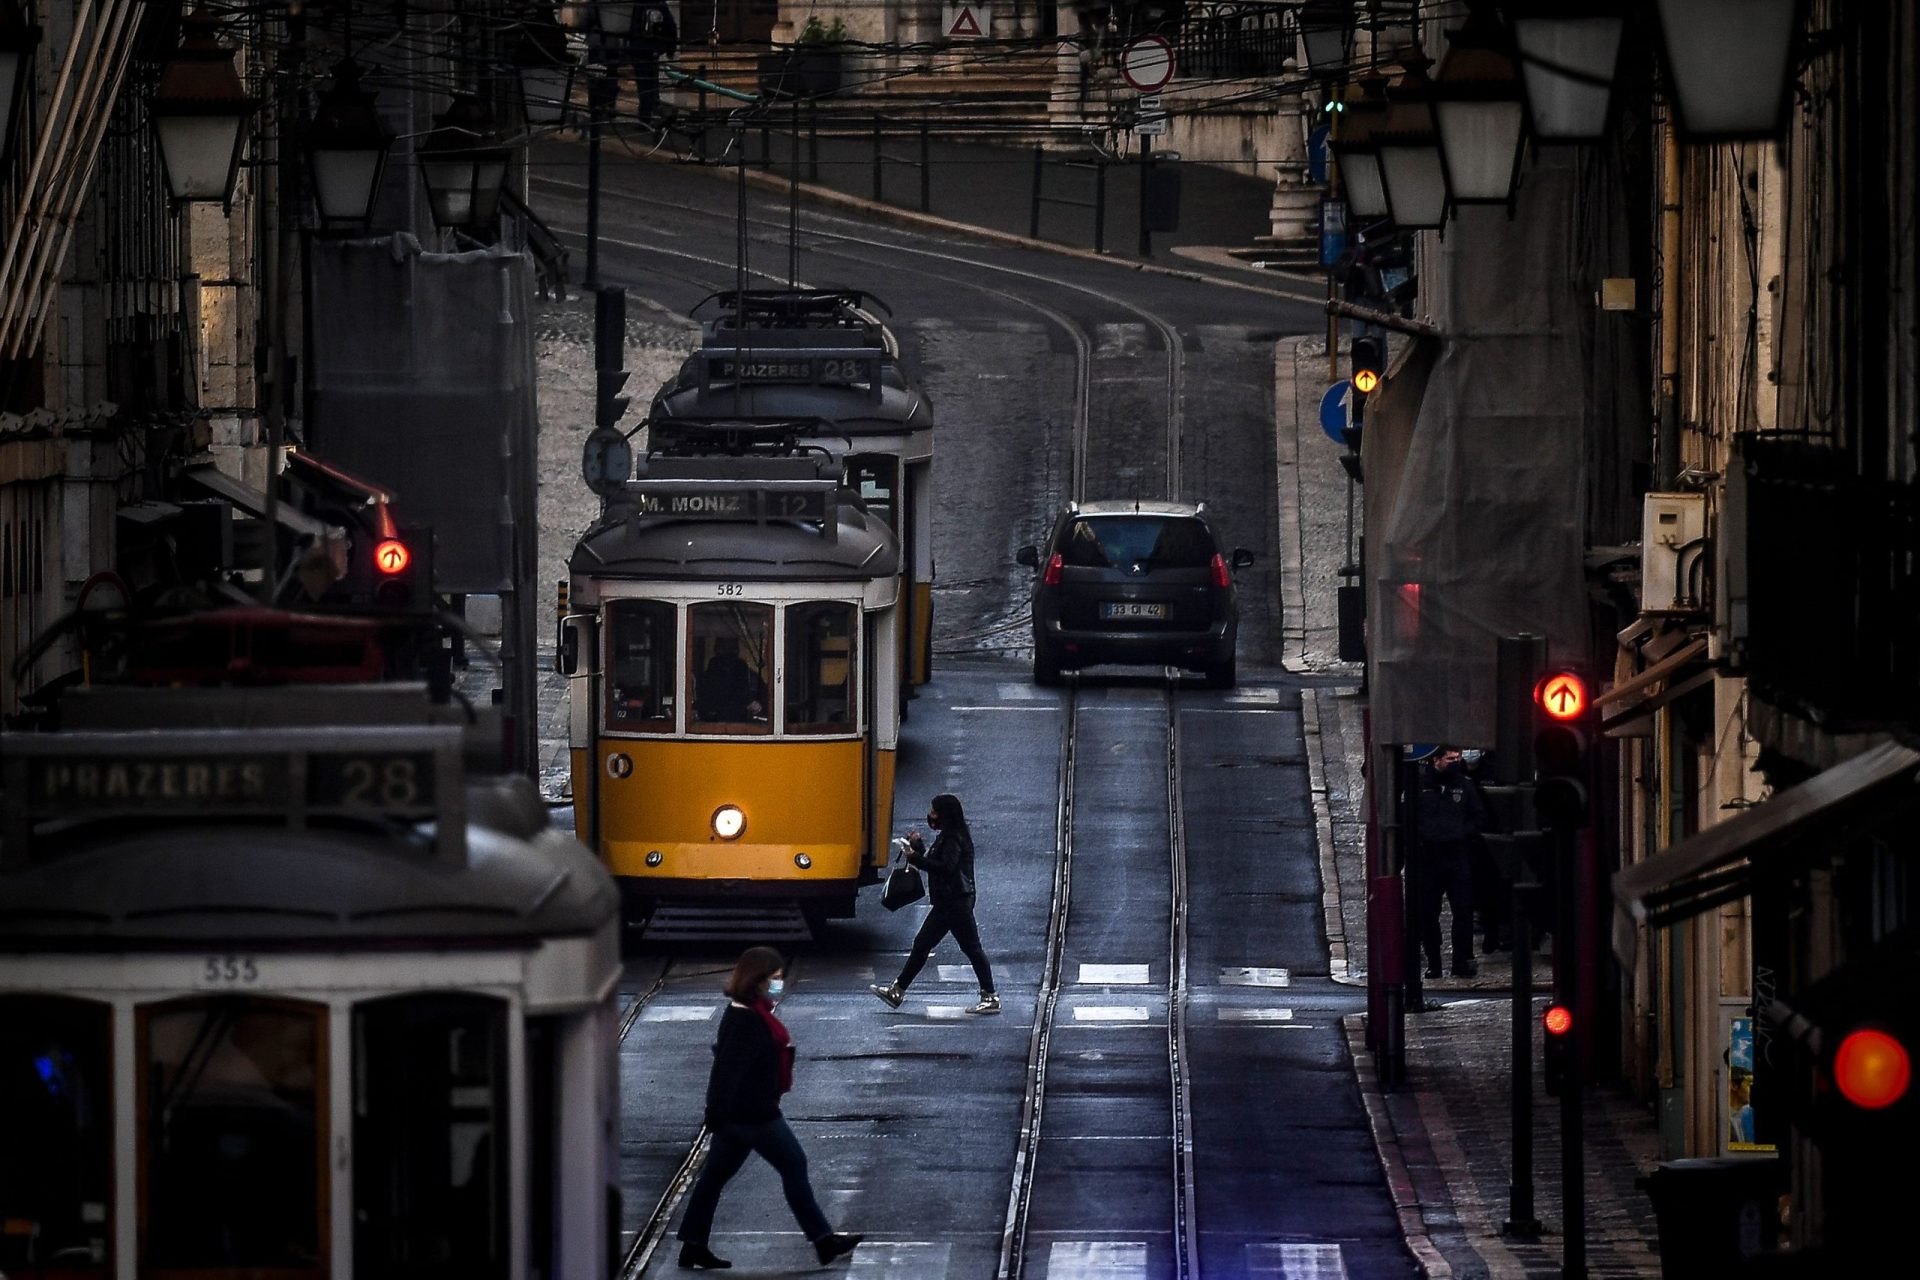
[926, 812, 940, 828]
[766, 978, 785, 1000]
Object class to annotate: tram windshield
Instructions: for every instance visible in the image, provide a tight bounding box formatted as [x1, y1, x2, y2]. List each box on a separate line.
[142, 997, 324, 1275]
[0, 996, 111, 1276]
[691, 603, 774, 733]
[354, 994, 508, 1279]
[847, 454, 897, 529]
[784, 602, 858, 733]
[605, 599, 676, 733]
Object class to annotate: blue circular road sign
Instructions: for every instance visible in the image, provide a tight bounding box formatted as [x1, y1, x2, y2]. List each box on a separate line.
[1320, 380, 1353, 445]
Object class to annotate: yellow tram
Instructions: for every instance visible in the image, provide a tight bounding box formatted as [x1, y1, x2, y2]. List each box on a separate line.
[562, 446, 903, 925]
[650, 290, 936, 691]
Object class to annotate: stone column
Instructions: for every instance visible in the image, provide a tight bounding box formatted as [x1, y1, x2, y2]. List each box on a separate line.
[1267, 70, 1322, 252]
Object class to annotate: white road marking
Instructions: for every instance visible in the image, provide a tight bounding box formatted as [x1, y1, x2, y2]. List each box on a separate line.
[1079, 963, 1152, 985]
[922, 1005, 972, 1019]
[1072, 1006, 1152, 1023]
[1219, 966, 1292, 987]
[1046, 1240, 1148, 1278]
[935, 964, 987, 983]
[638, 1005, 718, 1022]
[1219, 1007, 1294, 1022]
[951, 705, 1055, 711]
[1223, 688, 1283, 704]
[1185, 707, 1282, 714]
[1246, 1242, 1349, 1278]
[998, 683, 1044, 700]
[849, 1240, 954, 1274]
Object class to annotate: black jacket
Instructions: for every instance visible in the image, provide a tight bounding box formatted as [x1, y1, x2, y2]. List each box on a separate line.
[704, 1004, 786, 1126]
[1415, 763, 1489, 845]
[907, 826, 976, 905]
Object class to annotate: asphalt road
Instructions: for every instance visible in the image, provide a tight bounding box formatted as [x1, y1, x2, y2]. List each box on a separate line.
[529, 143, 1412, 1279]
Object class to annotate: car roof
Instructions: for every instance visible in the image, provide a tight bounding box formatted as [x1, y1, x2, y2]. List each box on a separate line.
[1070, 500, 1207, 518]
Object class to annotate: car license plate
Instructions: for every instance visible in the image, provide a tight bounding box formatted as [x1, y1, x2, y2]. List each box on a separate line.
[1101, 601, 1167, 620]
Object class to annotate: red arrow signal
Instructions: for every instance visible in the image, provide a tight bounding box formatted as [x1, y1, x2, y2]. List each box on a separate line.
[1534, 672, 1588, 722]
[374, 538, 411, 575]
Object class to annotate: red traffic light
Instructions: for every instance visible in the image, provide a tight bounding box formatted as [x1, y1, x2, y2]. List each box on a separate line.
[373, 538, 411, 575]
[1543, 1004, 1574, 1037]
[1535, 671, 1589, 722]
[1833, 1028, 1912, 1110]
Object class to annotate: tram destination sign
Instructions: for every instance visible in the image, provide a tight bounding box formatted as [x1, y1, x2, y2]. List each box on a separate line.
[703, 352, 880, 387]
[633, 485, 831, 522]
[21, 748, 437, 818]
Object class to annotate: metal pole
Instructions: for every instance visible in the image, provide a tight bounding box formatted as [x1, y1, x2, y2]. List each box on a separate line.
[1094, 160, 1108, 254]
[1558, 826, 1587, 1279]
[919, 117, 931, 213]
[1505, 880, 1542, 1237]
[585, 74, 613, 288]
[1402, 751, 1424, 1009]
[872, 116, 883, 202]
[1030, 146, 1044, 238]
[808, 100, 819, 181]
[1138, 132, 1153, 256]
[760, 112, 771, 170]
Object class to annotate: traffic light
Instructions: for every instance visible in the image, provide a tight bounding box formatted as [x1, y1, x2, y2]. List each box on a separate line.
[596, 369, 631, 429]
[1351, 334, 1385, 396]
[1543, 1002, 1574, 1095]
[595, 285, 630, 428]
[368, 523, 432, 612]
[1532, 668, 1594, 828]
[1776, 943, 1920, 1152]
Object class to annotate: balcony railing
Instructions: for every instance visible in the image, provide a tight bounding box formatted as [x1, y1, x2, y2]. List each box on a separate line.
[1176, 3, 1295, 80]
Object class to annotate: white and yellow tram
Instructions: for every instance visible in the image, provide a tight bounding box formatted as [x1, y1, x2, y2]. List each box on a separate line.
[650, 290, 936, 690]
[562, 448, 902, 923]
[0, 680, 621, 1280]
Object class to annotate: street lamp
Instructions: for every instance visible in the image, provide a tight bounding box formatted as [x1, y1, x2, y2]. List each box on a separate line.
[516, 9, 578, 125]
[1376, 54, 1449, 231]
[1330, 74, 1391, 220]
[1430, 5, 1527, 207]
[306, 61, 391, 229]
[1654, 0, 1804, 141]
[1506, 1, 1625, 144]
[150, 7, 259, 204]
[417, 95, 512, 232]
[1296, 3, 1355, 80]
[0, 0, 41, 169]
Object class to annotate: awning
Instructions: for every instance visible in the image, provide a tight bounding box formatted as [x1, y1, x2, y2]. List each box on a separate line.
[1598, 636, 1709, 708]
[1602, 667, 1717, 739]
[1612, 741, 1920, 961]
[183, 467, 334, 541]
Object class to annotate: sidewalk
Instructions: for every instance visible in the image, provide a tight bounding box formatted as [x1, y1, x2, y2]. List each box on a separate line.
[1283, 334, 1667, 1278]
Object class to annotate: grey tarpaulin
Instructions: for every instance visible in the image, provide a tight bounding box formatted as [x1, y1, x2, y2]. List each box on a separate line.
[306, 234, 539, 595]
[1361, 155, 1592, 749]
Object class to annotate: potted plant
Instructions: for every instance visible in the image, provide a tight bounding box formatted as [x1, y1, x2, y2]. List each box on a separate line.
[760, 15, 847, 99]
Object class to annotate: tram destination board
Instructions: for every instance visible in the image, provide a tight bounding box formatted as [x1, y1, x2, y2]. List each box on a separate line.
[633, 486, 831, 522]
[703, 353, 880, 385]
[21, 748, 437, 818]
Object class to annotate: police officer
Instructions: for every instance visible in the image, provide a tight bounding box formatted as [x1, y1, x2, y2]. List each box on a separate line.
[1415, 747, 1489, 978]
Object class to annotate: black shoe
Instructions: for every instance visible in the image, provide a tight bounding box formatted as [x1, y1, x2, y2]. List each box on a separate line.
[814, 1232, 862, 1264]
[1425, 965, 1443, 980]
[678, 1242, 732, 1270]
[1452, 962, 1478, 978]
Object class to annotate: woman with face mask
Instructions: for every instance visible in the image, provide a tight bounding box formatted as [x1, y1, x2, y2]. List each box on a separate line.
[677, 946, 862, 1270]
[869, 793, 1000, 1014]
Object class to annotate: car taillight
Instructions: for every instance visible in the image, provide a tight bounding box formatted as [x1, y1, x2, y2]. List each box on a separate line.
[1043, 553, 1064, 587]
[1210, 553, 1231, 589]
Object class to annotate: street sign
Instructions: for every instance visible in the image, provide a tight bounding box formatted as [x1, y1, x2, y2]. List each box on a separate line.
[1320, 196, 1347, 267]
[1134, 95, 1169, 136]
[1121, 34, 1175, 92]
[1319, 380, 1353, 445]
[943, 4, 990, 40]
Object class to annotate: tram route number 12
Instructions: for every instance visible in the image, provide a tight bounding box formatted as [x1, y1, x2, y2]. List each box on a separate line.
[199, 954, 260, 987]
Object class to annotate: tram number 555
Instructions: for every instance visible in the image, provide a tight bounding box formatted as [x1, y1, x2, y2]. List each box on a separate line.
[200, 955, 260, 987]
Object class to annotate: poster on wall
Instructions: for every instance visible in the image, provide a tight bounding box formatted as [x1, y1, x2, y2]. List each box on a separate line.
[1728, 1017, 1777, 1153]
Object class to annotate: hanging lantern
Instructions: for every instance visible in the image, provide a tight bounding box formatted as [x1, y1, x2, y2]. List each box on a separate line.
[1375, 54, 1449, 231]
[1296, 3, 1355, 80]
[149, 7, 259, 204]
[1506, 0, 1625, 144]
[417, 95, 513, 231]
[1430, 5, 1528, 207]
[516, 9, 578, 125]
[0, 0, 41, 169]
[1654, 0, 1804, 141]
[1329, 75, 1392, 220]
[306, 61, 391, 229]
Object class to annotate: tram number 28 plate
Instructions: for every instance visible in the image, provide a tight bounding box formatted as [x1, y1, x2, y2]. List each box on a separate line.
[197, 954, 262, 987]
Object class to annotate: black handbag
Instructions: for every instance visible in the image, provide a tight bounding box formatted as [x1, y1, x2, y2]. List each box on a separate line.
[880, 841, 925, 911]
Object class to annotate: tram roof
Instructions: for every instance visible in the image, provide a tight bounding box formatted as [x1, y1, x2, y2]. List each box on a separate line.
[570, 498, 899, 580]
[652, 373, 929, 436]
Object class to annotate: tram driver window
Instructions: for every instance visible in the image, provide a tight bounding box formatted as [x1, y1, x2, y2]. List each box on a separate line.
[847, 454, 897, 529]
[0, 996, 111, 1276]
[690, 602, 774, 733]
[784, 602, 857, 733]
[604, 600, 676, 732]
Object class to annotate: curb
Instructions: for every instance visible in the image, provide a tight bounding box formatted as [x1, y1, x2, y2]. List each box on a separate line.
[1274, 336, 1312, 671]
[1303, 687, 1351, 985]
[1343, 1013, 1455, 1280]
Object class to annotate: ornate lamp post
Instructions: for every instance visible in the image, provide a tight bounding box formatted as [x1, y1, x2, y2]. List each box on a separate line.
[1330, 74, 1392, 220]
[1375, 53, 1449, 231]
[306, 61, 391, 229]
[150, 7, 259, 204]
[1430, 5, 1528, 207]
[417, 95, 512, 232]
[1506, 0, 1625, 144]
[1653, 0, 1805, 140]
[0, 0, 41, 168]
[1297, 3, 1356, 80]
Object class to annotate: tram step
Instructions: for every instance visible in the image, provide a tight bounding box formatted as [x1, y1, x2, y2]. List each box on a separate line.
[638, 903, 815, 942]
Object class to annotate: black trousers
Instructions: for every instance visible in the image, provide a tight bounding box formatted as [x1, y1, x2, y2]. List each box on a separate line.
[897, 898, 995, 994]
[1417, 840, 1475, 973]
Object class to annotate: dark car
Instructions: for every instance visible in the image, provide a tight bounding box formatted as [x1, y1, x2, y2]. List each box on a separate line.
[1016, 501, 1255, 687]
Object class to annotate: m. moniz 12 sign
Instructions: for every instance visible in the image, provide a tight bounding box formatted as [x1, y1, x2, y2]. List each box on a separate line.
[634, 487, 831, 522]
[24, 750, 436, 817]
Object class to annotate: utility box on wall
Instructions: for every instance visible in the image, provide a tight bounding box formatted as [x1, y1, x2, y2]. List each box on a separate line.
[1641, 493, 1708, 614]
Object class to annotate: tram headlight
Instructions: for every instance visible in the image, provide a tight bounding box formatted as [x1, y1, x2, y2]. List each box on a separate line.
[712, 805, 746, 841]
[794, 852, 812, 869]
[645, 851, 664, 867]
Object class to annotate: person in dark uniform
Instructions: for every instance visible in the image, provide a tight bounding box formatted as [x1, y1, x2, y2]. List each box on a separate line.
[632, 2, 677, 123]
[1414, 748, 1489, 979]
[869, 793, 1000, 1014]
[676, 946, 862, 1271]
[695, 638, 765, 722]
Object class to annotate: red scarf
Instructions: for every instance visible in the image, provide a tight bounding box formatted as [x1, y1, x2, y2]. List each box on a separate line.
[752, 997, 795, 1094]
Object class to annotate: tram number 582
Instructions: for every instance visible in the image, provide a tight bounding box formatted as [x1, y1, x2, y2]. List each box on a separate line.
[200, 955, 260, 986]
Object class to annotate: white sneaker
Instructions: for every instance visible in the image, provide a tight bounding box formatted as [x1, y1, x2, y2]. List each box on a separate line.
[967, 993, 1002, 1015]
[869, 982, 904, 1009]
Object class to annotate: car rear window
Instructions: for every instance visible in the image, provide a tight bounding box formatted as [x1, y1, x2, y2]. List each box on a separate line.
[1061, 516, 1216, 569]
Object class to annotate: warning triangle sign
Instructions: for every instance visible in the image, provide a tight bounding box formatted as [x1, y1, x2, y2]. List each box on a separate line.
[947, 5, 985, 39]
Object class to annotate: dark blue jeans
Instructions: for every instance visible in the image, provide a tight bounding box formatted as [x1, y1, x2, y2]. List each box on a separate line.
[677, 1115, 832, 1245]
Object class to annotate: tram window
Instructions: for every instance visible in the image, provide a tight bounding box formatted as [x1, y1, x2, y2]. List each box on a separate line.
[0, 996, 111, 1276]
[353, 994, 509, 1280]
[847, 454, 897, 529]
[141, 997, 325, 1275]
[690, 602, 773, 733]
[604, 600, 677, 732]
[783, 602, 858, 734]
